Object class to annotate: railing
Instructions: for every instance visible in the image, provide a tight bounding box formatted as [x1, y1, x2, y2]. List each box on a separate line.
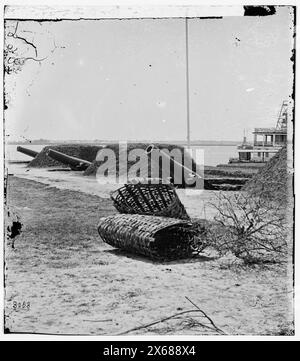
[253, 141, 286, 147]
[273, 142, 286, 146]
[253, 142, 274, 147]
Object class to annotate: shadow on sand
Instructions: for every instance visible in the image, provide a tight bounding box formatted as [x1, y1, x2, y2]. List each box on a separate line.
[102, 248, 216, 265]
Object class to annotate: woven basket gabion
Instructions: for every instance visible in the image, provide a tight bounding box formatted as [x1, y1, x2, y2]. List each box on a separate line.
[98, 214, 195, 260]
[110, 183, 190, 220]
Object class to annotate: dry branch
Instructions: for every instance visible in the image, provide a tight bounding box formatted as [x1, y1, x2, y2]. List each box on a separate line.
[117, 299, 226, 336]
[207, 191, 288, 263]
[117, 309, 219, 335]
[185, 296, 226, 334]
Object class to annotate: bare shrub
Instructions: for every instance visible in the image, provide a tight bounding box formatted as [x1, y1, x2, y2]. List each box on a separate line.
[207, 191, 288, 263]
[189, 219, 211, 255]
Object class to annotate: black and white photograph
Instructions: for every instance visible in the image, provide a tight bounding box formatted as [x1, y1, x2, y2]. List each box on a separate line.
[1, 2, 297, 341]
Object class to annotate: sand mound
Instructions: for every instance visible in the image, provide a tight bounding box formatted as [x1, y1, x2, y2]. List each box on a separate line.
[84, 143, 199, 187]
[28, 144, 103, 168]
[243, 146, 290, 203]
[27, 142, 200, 188]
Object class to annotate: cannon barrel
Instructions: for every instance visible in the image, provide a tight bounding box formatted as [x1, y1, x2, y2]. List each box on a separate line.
[145, 144, 203, 188]
[17, 146, 39, 158]
[46, 149, 92, 171]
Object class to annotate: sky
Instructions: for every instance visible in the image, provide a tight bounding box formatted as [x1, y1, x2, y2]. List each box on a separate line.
[5, 6, 294, 142]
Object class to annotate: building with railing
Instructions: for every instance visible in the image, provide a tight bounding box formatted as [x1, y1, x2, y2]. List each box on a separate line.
[230, 101, 288, 163]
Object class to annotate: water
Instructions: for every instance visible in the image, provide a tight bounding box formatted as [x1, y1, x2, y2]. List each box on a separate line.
[5, 144, 238, 167]
[191, 145, 237, 166]
[5, 144, 46, 162]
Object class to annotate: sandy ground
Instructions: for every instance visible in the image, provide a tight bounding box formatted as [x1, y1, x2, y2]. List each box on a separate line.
[7, 163, 221, 219]
[4, 167, 294, 336]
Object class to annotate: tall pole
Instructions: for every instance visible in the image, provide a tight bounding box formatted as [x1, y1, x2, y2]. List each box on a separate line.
[185, 17, 191, 149]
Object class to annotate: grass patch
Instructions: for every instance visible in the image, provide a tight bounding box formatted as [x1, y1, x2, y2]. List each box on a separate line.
[5, 176, 117, 268]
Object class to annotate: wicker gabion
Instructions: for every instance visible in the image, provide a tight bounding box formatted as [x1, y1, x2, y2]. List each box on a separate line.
[98, 214, 195, 260]
[110, 183, 190, 220]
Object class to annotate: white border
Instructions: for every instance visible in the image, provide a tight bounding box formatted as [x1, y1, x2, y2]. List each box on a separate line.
[0, 0, 298, 342]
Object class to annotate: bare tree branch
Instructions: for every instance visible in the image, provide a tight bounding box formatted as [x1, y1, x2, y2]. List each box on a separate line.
[185, 297, 226, 334]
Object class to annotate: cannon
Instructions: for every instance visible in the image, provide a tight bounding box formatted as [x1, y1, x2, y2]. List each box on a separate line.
[145, 144, 203, 188]
[46, 149, 92, 171]
[17, 146, 39, 158]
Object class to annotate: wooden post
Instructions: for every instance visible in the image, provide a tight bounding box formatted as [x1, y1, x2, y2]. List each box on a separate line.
[185, 18, 191, 149]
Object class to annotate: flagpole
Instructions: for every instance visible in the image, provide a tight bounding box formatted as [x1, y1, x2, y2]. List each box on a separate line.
[185, 17, 191, 149]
